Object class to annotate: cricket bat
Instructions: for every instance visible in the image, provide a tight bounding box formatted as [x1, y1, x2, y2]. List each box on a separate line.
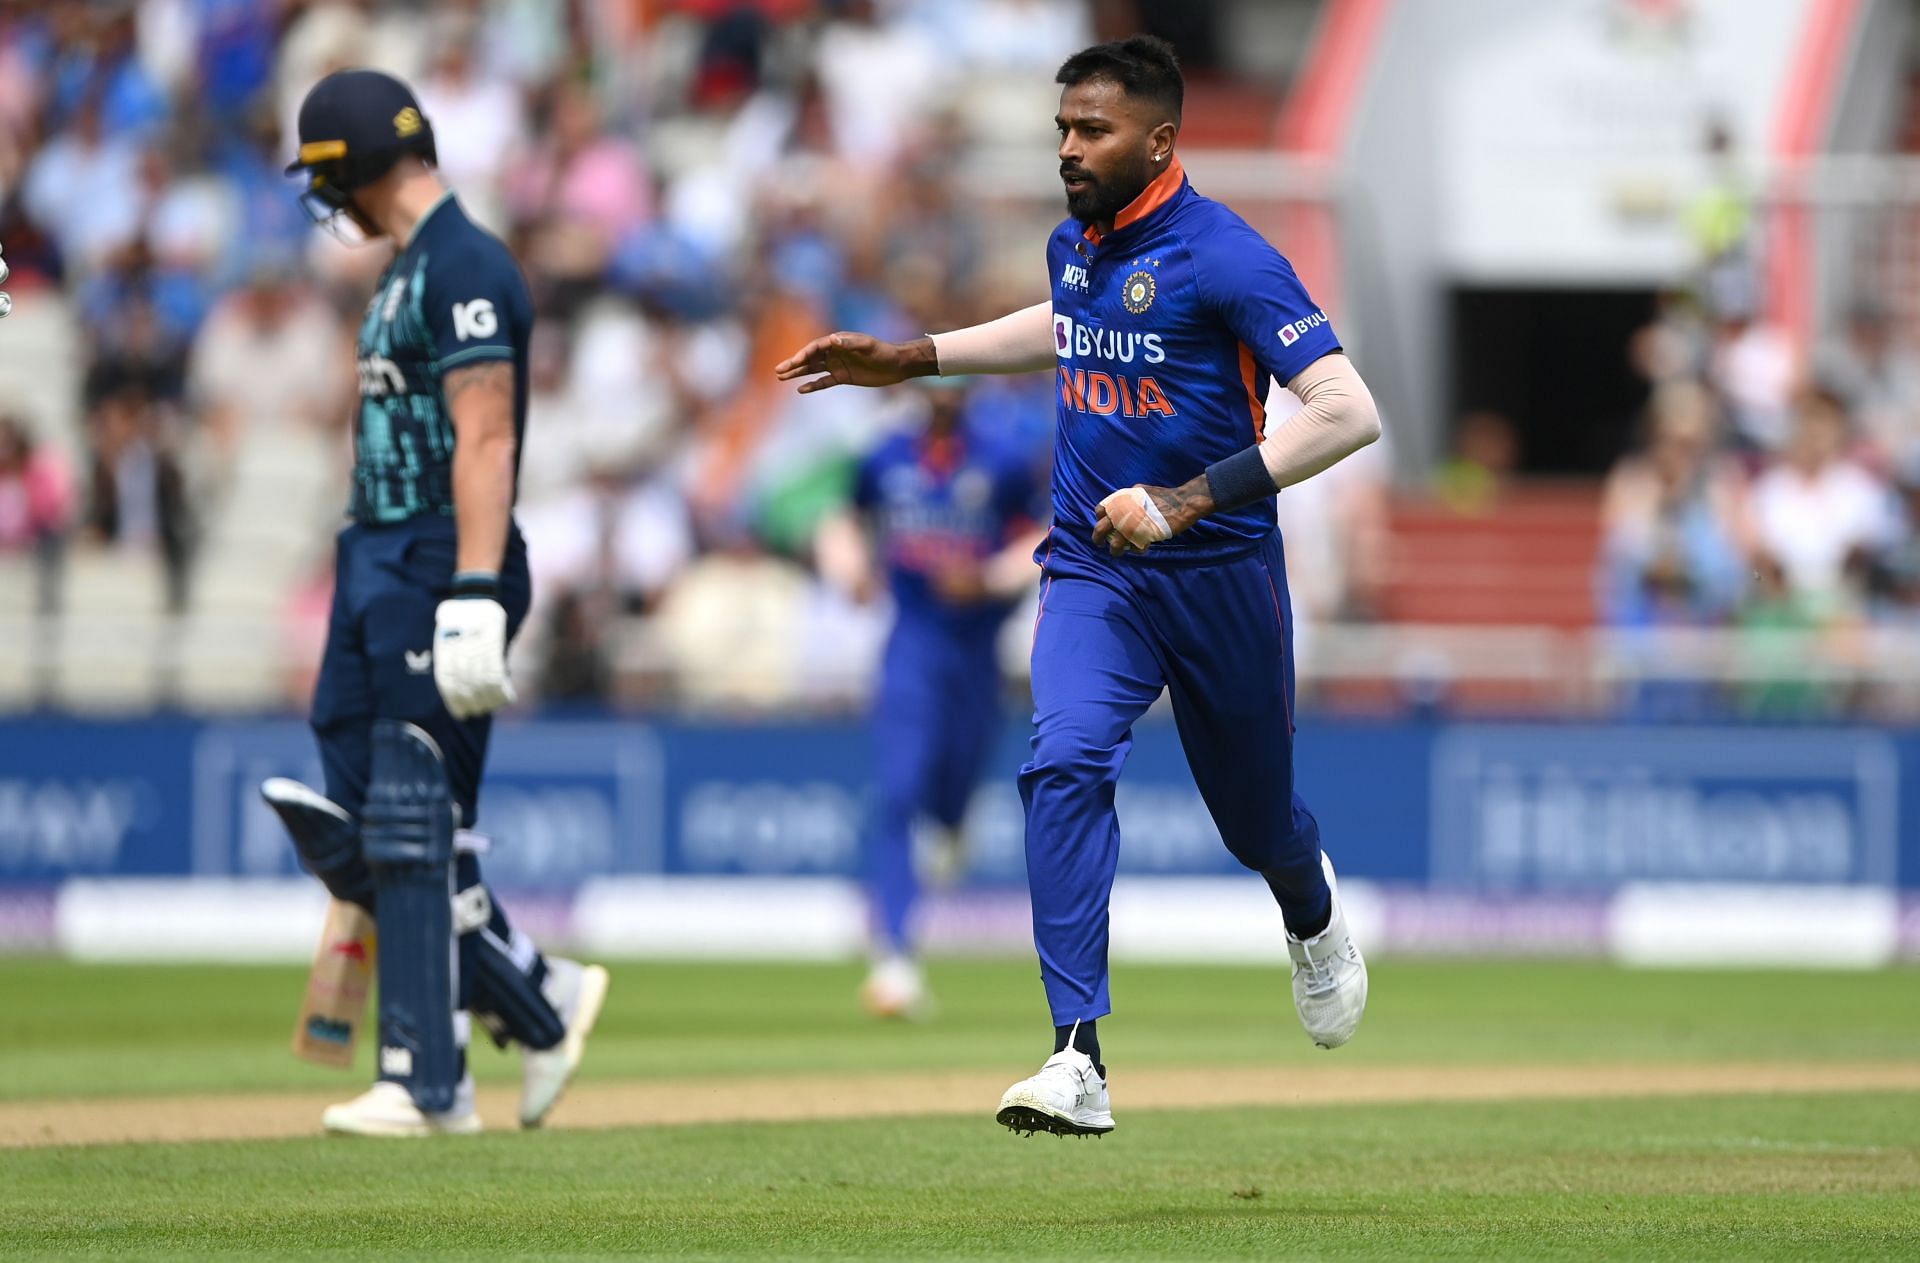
[291, 899, 377, 1069]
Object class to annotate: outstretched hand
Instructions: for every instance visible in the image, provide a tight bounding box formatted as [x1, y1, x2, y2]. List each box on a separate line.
[774, 332, 937, 393]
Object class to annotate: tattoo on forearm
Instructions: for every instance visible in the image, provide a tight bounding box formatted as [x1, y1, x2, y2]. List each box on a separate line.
[1147, 474, 1216, 531]
[443, 360, 514, 406]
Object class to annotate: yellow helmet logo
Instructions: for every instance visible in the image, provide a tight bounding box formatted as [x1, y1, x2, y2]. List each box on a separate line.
[393, 107, 423, 138]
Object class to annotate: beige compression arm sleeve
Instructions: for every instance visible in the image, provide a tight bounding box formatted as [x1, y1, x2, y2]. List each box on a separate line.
[928, 302, 1056, 376]
[1261, 353, 1382, 489]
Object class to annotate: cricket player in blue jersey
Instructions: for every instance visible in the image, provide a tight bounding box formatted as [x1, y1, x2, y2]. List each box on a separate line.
[779, 36, 1381, 1137]
[816, 380, 1047, 1019]
[270, 69, 607, 1136]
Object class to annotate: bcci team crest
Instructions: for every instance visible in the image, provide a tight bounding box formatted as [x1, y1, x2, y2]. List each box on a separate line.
[1122, 270, 1156, 314]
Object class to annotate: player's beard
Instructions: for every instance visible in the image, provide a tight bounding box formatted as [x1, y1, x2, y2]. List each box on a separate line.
[1062, 152, 1155, 226]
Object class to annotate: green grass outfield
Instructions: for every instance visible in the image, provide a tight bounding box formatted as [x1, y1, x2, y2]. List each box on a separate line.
[7, 958, 1920, 1100]
[2, 960, 1917, 1259]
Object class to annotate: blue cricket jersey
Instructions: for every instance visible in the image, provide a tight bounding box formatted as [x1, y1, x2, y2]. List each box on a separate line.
[350, 192, 533, 525]
[853, 424, 1043, 638]
[1046, 156, 1341, 558]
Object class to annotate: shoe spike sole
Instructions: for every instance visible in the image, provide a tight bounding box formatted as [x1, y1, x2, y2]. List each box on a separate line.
[995, 1105, 1112, 1138]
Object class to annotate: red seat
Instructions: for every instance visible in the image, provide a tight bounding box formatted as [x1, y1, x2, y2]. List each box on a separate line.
[1379, 482, 1603, 629]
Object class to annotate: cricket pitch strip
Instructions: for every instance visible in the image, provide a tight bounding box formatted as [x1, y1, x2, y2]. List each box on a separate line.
[5, 1061, 1920, 1149]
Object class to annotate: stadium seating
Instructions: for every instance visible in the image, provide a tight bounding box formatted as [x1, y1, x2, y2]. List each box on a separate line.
[1380, 484, 1603, 629]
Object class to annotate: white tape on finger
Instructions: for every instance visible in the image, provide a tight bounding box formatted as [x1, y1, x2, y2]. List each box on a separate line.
[1126, 486, 1172, 541]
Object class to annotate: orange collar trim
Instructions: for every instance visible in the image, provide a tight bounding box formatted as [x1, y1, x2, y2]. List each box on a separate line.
[1083, 155, 1186, 244]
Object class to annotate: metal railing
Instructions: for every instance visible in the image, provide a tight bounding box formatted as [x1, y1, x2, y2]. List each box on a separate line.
[11, 606, 1915, 718]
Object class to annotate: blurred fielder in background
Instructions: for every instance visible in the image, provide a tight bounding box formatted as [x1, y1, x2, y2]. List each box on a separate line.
[270, 69, 606, 1138]
[816, 378, 1048, 1019]
[780, 36, 1381, 1138]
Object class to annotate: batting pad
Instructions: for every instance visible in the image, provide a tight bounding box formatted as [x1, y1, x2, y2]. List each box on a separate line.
[361, 720, 459, 1113]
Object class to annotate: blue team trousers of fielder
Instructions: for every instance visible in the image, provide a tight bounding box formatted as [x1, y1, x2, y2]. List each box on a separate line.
[867, 619, 1003, 953]
[1020, 525, 1326, 1026]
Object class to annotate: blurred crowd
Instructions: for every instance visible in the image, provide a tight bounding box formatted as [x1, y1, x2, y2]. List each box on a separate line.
[0, 0, 1116, 706]
[1598, 288, 1920, 715]
[11, 1, 1920, 718]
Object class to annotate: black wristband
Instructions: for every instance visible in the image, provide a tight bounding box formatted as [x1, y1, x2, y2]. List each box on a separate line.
[450, 570, 500, 600]
[1204, 445, 1278, 514]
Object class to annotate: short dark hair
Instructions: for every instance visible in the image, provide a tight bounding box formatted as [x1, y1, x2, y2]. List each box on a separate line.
[1056, 35, 1183, 124]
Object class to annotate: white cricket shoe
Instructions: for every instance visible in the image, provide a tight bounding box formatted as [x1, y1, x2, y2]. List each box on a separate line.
[995, 1047, 1114, 1137]
[519, 957, 610, 1128]
[1288, 851, 1368, 1049]
[860, 954, 932, 1020]
[323, 1077, 481, 1137]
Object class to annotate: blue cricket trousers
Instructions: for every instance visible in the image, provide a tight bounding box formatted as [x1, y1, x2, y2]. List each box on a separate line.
[866, 619, 1003, 953]
[310, 518, 531, 827]
[1020, 525, 1326, 1025]
[308, 517, 564, 1053]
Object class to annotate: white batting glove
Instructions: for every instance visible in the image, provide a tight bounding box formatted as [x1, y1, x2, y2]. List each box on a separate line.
[433, 597, 516, 719]
[0, 244, 12, 319]
[1097, 486, 1173, 553]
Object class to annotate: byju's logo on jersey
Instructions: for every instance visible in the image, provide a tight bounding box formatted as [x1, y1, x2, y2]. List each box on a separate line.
[1052, 314, 1165, 365]
[1059, 262, 1089, 293]
[1277, 309, 1330, 348]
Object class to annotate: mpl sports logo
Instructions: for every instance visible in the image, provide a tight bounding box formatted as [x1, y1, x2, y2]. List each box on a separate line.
[1059, 262, 1089, 293]
[1277, 309, 1330, 348]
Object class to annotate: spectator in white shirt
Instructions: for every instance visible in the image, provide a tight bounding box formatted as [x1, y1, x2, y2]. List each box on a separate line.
[813, 0, 947, 169]
[21, 98, 143, 276]
[187, 260, 349, 450]
[1747, 387, 1900, 616]
[415, 36, 527, 228]
[1711, 310, 1795, 453]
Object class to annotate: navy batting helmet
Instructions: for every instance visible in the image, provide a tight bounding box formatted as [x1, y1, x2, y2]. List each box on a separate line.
[285, 69, 438, 224]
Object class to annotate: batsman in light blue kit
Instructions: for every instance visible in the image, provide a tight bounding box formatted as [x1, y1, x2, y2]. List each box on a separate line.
[270, 69, 607, 1137]
[780, 36, 1382, 1137]
[819, 381, 1047, 1019]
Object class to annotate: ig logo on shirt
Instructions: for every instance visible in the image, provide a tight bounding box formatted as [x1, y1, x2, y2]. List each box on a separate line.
[451, 299, 497, 341]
